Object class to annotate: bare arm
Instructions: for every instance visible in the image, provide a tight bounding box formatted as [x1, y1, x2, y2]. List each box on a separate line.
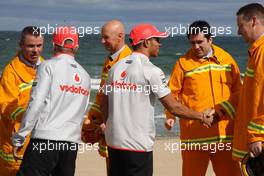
[160, 93, 213, 126]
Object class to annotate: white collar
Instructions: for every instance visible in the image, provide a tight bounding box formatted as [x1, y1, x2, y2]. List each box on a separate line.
[257, 32, 264, 40]
[19, 54, 41, 69]
[110, 45, 125, 60]
[131, 52, 149, 62]
[203, 48, 213, 59]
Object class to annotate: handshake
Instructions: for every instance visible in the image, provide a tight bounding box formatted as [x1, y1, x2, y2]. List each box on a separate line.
[165, 108, 219, 130]
[199, 108, 219, 128]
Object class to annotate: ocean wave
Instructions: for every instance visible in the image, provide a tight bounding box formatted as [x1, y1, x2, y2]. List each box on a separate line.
[154, 114, 166, 119]
[175, 52, 183, 56]
[91, 78, 101, 90]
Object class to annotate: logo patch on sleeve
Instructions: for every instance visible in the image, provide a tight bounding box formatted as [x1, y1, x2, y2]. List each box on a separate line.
[32, 81, 38, 87]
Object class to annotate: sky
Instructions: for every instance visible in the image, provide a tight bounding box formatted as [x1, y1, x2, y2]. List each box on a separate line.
[0, 0, 263, 35]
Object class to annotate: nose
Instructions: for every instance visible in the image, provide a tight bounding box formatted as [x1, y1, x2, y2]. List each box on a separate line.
[33, 46, 38, 52]
[101, 38, 105, 44]
[193, 43, 199, 49]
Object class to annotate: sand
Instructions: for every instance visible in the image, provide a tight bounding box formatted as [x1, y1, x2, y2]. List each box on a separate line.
[75, 138, 214, 176]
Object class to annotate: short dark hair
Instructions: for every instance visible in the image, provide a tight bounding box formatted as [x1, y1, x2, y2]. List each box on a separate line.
[187, 20, 212, 39]
[129, 38, 141, 51]
[237, 3, 264, 24]
[20, 26, 41, 44]
[129, 37, 160, 51]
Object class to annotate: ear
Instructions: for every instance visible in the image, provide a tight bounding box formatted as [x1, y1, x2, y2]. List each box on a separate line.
[208, 37, 213, 44]
[143, 39, 150, 48]
[118, 32, 124, 39]
[73, 46, 79, 53]
[252, 16, 257, 27]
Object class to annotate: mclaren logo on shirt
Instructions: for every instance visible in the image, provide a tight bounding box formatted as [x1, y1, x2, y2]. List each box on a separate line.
[59, 84, 89, 96]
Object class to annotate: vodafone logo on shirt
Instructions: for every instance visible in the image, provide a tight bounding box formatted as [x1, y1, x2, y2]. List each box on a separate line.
[59, 73, 88, 96]
[73, 73, 82, 84]
[110, 81, 137, 90]
[109, 70, 137, 90]
[120, 70, 127, 80]
[59, 84, 89, 96]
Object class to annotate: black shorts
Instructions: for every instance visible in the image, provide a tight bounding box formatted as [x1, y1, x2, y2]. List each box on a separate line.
[16, 138, 78, 176]
[108, 147, 153, 176]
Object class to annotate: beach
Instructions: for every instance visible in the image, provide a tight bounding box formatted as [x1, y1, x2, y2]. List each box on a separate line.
[75, 138, 214, 176]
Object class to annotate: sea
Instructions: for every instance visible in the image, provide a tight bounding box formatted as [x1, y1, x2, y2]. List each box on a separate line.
[0, 32, 249, 137]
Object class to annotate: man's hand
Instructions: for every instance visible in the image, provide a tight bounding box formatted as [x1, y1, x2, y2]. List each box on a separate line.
[99, 123, 106, 134]
[81, 118, 92, 143]
[13, 146, 23, 161]
[12, 133, 25, 161]
[83, 118, 91, 126]
[165, 118, 176, 130]
[201, 108, 215, 128]
[81, 119, 104, 144]
[249, 141, 262, 158]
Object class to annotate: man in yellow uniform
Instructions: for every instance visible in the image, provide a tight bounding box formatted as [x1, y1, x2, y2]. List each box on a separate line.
[216, 3, 264, 162]
[0, 26, 44, 176]
[165, 21, 241, 175]
[81, 19, 132, 174]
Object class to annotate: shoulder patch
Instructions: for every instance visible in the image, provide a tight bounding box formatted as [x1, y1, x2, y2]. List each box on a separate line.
[32, 80, 38, 87]
[70, 64, 77, 68]
[125, 60, 133, 64]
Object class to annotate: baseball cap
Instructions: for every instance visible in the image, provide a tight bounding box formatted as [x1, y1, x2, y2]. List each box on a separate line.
[241, 151, 264, 176]
[129, 23, 168, 46]
[53, 26, 79, 49]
